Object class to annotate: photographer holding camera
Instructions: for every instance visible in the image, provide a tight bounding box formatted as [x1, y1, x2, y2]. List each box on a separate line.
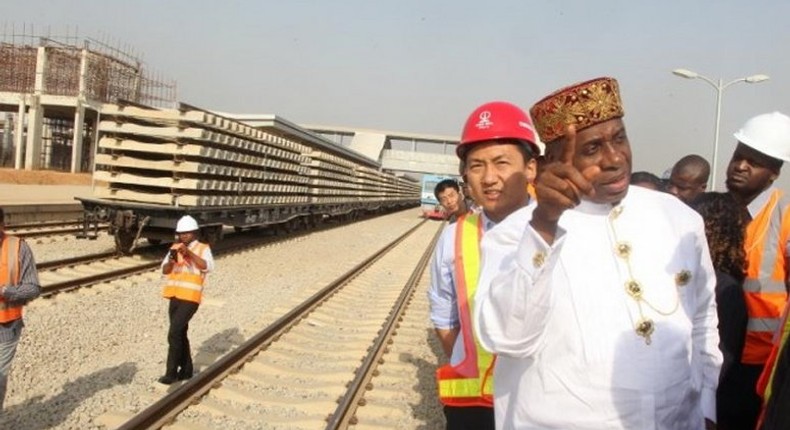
[158, 215, 214, 385]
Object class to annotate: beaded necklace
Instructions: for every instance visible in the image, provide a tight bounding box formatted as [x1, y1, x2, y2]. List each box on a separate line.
[607, 204, 688, 345]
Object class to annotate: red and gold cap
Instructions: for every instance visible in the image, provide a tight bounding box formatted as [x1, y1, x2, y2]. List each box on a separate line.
[529, 77, 624, 144]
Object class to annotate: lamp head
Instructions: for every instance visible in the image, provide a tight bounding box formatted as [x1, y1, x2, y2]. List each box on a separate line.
[672, 68, 698, 79]
[745, 74, 770, 83]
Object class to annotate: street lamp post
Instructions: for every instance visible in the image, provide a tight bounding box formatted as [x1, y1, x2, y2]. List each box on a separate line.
[671, 68, 769, 191]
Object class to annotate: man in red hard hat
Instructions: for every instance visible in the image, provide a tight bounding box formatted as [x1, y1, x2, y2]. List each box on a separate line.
[428, 101, 539, 430]
[472, 77, 722, 429]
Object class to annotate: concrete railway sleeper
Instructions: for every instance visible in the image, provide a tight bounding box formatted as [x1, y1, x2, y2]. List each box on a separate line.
[106, 219, 442, 430]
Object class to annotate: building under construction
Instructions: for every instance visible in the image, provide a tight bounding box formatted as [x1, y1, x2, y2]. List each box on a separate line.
[0, 26, 176, 172]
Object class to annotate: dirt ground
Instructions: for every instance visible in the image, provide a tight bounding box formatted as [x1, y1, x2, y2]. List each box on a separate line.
[0, 168, 92, 185]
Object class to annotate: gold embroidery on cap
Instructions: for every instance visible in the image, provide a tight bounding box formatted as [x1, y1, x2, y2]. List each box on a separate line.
[529, 77, 625, 143]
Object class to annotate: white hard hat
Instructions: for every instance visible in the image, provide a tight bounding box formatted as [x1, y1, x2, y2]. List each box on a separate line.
[733, 112, 790, 163]
[176, 215, 199, 233]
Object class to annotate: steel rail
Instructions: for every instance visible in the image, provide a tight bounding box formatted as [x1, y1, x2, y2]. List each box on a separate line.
[6, 220, 80, 230]
[15, 226, 108, 238]
[37, 251, 120, 272]
[8, 220, 109, 238]
[37, 234, 259, 297]
[42, 260, 163, 296]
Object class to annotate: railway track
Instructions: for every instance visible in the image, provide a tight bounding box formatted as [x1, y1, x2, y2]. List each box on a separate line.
[7, 220, 108, 239]
[37, 251, 121, 272]
[100, 218, 442, 430]
[38, 251, 163, 297]
[34, 216, 382, 298]
[349, 270, 445, 430]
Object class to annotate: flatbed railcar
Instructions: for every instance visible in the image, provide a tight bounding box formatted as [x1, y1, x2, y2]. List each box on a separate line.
[77, 101, 420, 253]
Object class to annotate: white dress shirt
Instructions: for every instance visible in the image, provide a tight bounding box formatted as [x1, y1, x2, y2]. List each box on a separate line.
[428, 212, 496, 365]
[474, 186, 722, 429]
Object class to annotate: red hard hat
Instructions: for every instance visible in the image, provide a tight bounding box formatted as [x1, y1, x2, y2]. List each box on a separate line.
[457, 101, 539, 158]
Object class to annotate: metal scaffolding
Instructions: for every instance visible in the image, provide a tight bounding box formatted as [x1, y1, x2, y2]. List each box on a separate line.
[0, 23, 176, 106]
[0, 24, 177, 172]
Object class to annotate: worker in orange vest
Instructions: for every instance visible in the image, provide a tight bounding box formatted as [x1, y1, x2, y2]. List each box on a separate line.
[720, 112, 790, 429]
[0, 207, 41, 410]
[158, 215, 214, 385]
[428, 101, 539, 430]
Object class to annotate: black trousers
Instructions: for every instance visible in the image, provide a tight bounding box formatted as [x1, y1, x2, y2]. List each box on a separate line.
[717, 362, 764, 430]
[165, 298, 199, 378]
[443, 406, 495, 430]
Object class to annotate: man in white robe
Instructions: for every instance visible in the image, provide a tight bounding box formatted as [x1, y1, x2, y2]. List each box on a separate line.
[473, 77, 722, 429]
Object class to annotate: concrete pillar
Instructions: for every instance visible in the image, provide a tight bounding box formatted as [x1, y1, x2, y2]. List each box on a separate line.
[34, 46, 47, 93]
[23, 46, 48, 170]
[78, 49, 88, 97]
[71, 104, 85, 173]
[24, 95, 43, 170]
[132, 61, 143, 102]
[42, 123, 52, 169]
[14, 98, 25, 169]
[88, 113, 100, 173]
[2, 113, 11, 166]
[70, 49, 89, 173]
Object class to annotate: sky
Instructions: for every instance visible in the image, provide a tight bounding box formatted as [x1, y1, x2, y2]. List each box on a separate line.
[5, 0, 790, 190]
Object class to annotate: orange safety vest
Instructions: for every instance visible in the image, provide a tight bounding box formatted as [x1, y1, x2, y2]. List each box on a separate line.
[162, 241, 209, 304]
[0, 236, 23, 323]
[527, 182, 537, 201]
[742, 189, 790, 364]
[436, 213, 495, 407]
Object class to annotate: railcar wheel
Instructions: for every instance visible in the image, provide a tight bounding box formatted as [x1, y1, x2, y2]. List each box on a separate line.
[201, 226, 224, 246]
[115, 230, 136, 255]
[275, 223, 289, 236]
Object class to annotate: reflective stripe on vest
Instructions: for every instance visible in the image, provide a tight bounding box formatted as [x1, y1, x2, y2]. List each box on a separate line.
[162, 242, 208, 304]
[437, 214, 495, 407]
[743, 189, 790, 364]
[0, 236, 23, 323]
